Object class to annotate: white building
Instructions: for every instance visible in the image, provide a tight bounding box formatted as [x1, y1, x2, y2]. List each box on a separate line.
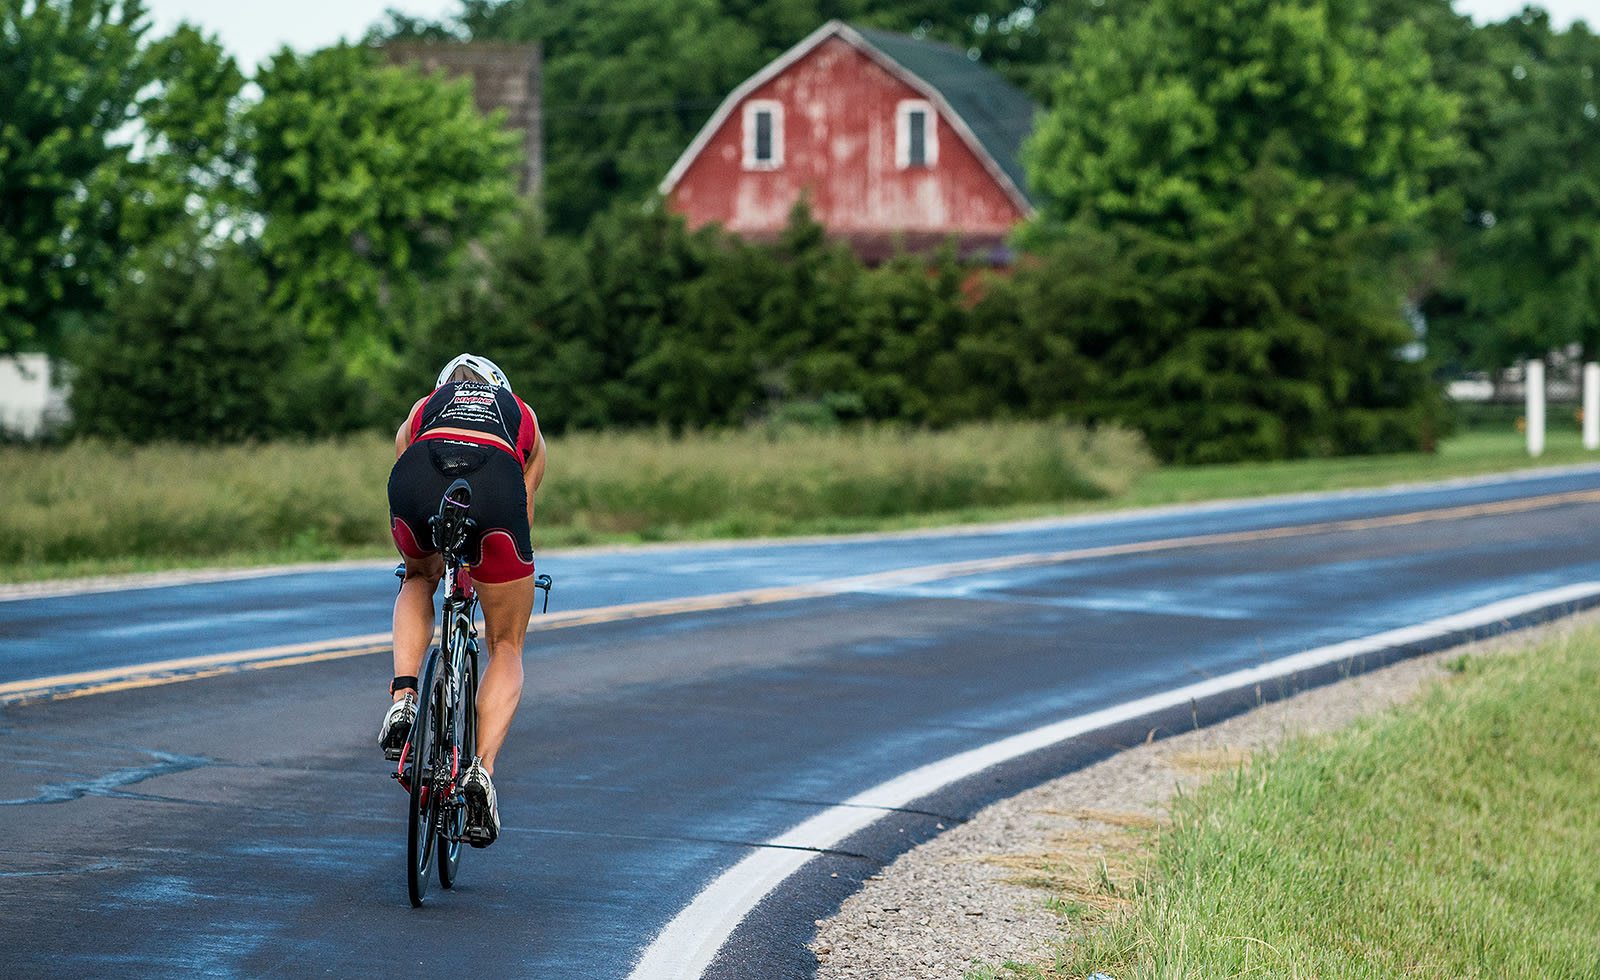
[0, 354, 69, 438]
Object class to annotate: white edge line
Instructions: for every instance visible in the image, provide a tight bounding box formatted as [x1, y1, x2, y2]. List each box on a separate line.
[625, 581, 1600, 980]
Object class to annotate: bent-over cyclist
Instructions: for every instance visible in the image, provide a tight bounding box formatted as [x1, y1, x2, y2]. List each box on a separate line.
[380, 353, 547, 847]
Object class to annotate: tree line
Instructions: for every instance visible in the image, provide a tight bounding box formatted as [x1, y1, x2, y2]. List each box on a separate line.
[4, 0, 1596, 461]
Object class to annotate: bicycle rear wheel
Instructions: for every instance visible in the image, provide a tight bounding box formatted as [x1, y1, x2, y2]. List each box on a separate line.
[438, 640, 477, 889]
[406, 645, 445, 907]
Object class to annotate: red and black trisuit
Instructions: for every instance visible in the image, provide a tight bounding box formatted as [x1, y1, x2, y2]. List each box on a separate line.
[387, 381, 539, 583]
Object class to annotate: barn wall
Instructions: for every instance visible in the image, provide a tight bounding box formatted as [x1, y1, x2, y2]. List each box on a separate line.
[667, 37, 1024, 242]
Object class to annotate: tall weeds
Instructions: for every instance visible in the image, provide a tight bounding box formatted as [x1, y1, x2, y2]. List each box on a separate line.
[0, 422, 1150, 570]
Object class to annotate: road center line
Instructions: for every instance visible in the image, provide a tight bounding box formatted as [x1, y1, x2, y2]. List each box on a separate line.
[625, 581, 1600, 980]
[5, 487, 1598, 706]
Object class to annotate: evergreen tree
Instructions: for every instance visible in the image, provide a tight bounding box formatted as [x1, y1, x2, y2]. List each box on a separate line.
[759, 202, 867, 419]
[70, 229, 286, 442]
[404, 205, 562, 421]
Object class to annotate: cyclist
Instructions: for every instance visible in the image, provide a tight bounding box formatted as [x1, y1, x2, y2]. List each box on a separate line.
[379, 353, 546, 847]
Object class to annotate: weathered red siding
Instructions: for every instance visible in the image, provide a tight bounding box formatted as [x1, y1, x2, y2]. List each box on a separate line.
[667, 37, 1024, 251]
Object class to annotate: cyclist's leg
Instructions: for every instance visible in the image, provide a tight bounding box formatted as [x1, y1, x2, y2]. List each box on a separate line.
[467, 452, 538, 776]
[388, 443, 447, 701]
[392, 551, 444, 699]
[474, 572, 536, 774]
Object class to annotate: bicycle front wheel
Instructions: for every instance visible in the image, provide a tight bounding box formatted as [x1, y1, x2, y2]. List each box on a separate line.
[407, 644, 445, 907]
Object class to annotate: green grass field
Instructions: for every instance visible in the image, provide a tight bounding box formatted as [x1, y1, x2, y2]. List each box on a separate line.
[1127, 427, 1597, 508]
[1, 422, 1592, 583]
[980, 624, 1600, 979]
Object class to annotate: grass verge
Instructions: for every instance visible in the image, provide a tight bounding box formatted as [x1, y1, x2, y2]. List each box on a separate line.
[0, 422, 1147, 582]
[987, 623, 1600, 978]
[1125, 427, 1598, 508]
[3, 423, 1593, 584]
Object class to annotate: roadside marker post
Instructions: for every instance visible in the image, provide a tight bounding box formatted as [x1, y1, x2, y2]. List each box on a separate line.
[1585, 362, 1599, 451]
[1527, 359, 1545, 458]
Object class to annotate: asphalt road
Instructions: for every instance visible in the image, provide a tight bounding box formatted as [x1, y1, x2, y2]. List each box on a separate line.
[5, 467, 1600, 978]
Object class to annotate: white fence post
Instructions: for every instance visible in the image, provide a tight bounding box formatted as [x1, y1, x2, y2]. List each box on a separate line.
[1526, 359, 1546, 458]
[1585, 363, 1599, 450]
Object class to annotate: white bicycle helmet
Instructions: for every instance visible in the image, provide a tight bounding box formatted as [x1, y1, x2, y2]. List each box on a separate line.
[436, 353, 512, 392]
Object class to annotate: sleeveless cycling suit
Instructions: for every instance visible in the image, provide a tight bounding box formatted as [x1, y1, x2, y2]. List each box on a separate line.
[387, 382, 541, 583]
[409, 382, 539, 466]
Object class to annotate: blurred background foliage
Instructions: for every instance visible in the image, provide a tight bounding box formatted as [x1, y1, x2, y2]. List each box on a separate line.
[2, 0, 1597, 463]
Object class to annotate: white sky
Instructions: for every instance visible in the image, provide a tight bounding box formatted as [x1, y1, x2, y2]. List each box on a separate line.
[143, 0, 460, 71]
[1454, 0, 1594, 29]
[144, 0, 1594, 73]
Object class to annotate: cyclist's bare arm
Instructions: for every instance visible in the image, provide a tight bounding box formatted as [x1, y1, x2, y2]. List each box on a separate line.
[396, 396, 427, 459]
[528, 435, 553, 531]
[523, 433, 546, 528]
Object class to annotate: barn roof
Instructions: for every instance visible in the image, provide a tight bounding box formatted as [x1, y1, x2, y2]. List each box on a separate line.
[659, 20, 1039, 212]
[850, 26, 1037, 205]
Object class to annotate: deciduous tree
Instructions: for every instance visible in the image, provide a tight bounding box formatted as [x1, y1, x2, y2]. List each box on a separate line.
[1024, 0, 1461, 241]
[1428, 12, 1600, 368]
[0, 0, 149, 354]
[246, 43, 520, 427]
[122, 25, 247, 245]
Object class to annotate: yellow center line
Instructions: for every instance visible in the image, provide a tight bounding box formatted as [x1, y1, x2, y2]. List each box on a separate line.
[6, 487, 1598, 706]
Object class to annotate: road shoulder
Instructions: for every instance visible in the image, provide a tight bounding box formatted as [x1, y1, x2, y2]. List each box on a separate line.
[810, 611, 1595, 979]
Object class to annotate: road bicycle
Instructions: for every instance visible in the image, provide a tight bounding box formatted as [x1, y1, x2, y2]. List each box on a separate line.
[392, 477, 552, 907]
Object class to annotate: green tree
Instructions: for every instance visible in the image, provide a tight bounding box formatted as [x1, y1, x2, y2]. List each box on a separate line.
[69, 228, 287, 442]
[1013, 163, 1434, 463]
[847, 249, 971, 424]
[0, 0, 150, 354]
[409, 205, 603, 431]
[410, 206, 555, 393]
[1024, 0, 1461, 241]
[757, 202, 867, 417]
[571, 202, 763, 431]
[961, 252, 1096, 420]
[246, 43, 520, 428]
[1021, 0, 1456, 460]
[447, 0, 763, 233]
[1428, 12, 1600, 368]
[121, 24, 247, 245]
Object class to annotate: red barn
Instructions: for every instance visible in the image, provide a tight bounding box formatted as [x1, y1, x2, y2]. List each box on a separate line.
[660, 21, 1038, 264]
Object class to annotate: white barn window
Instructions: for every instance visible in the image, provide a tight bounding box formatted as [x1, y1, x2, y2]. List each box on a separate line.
[896, 99, 938, 169]
[743, 100, 784, 170]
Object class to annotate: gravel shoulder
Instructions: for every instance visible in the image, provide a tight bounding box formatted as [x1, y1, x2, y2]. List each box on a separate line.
[810, 612, 1597, 979]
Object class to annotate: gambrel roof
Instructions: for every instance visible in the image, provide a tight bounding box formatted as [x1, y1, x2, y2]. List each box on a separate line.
[660, 20, 1039, 213]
